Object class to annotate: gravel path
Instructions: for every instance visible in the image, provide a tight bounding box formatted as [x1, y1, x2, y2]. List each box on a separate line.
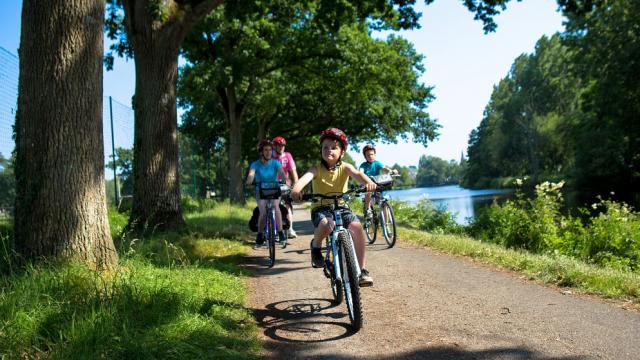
[245, 205, 640, 359]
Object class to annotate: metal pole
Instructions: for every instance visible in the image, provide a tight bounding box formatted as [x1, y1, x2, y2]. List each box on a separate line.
[109, 96, 119, 205]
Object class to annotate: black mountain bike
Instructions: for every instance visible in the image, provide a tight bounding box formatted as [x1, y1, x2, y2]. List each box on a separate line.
[362, 174, 398, 248]
[302, 187, 367, 331]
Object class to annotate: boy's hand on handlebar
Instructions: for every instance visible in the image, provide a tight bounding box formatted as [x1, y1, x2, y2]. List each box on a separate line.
[365, 181, 377, 192]
[391, 169, 399, 175]
[291, 190, 302, 202]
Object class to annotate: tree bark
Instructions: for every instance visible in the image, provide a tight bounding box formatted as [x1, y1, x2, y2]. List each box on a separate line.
[14, 0, 117, 267]
[129, 42, 186, 230]
[225, 86, 245, 204]
[122, 0, 222, 230]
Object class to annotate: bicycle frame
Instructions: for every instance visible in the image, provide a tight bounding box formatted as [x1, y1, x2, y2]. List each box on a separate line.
[325, 203, 361, 285]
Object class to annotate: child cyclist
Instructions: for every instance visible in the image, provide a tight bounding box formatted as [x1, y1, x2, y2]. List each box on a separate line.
[272, 136, 299, 238]
[246, 139, 288, 247]
[291, 128, 376, 286]
[359, 144, 398, 219]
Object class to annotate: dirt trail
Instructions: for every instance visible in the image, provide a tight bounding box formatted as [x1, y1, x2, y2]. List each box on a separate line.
[245, 205, 640, 359]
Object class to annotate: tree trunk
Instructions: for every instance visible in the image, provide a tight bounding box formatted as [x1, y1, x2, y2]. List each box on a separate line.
[14, 0, 117, 267]
[227, 87, 245, 204]
[129, 41, 186, 231]
[122, 0, 223, 230]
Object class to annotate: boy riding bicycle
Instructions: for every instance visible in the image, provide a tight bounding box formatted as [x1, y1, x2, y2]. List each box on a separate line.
[291, 128, 376, 286]
[272, 136, 299, 238]
[246, 139, 288, 247]
[359, 144, 398, 219]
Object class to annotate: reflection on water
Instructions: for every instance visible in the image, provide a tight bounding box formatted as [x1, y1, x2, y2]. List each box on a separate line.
[386, 185, 513, 224]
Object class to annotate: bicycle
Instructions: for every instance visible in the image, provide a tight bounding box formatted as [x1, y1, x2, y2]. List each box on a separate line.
[301, 186, 367, 331]
[256, 182, 289, 268]
[362, 174, 398, 248]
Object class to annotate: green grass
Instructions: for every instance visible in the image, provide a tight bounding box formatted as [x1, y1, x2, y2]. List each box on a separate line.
[399, 227, 640, 308]
[0, 202, 260, 359]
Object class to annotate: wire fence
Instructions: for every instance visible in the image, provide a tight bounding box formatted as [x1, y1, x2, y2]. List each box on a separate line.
[0, 48, 18, 163]
[0, 47, 140, 213]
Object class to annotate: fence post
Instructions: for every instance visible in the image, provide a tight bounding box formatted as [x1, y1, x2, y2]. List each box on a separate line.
[109, 96, 119, 205]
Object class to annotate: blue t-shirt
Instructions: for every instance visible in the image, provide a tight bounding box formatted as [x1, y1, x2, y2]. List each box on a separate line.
[359, 160, 384, 177]
[250, 159, 282, 185]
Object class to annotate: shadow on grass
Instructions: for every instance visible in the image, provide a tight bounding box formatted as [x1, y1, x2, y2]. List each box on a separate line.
[3, 266, 259, 359]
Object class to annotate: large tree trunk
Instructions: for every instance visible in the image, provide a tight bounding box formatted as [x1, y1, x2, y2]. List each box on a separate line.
[123, 0, 222, 229]
[14, 0, 117, 267]
[123, 0, 223, 230]
[227, 87, 245, 204]
[129, 42, 186, 230]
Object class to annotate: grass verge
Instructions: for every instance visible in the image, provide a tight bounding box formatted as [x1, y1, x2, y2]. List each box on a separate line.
[399, 227, 640, 309]
[0, 202, 260, 359]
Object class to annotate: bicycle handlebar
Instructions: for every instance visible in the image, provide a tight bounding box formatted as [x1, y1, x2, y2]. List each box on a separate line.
[300, 186, 377, 202]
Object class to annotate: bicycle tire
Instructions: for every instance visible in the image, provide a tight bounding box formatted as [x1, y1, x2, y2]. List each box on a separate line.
[267, 213, 276, 267]
[330, 239, 344, 305]
[338, 231, 363, 331]
[380, 201, 397, 248]
[363, 205, 377, 244]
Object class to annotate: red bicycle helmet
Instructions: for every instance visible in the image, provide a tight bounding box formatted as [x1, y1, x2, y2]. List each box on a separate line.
[272, 136, 286, 146]
[320, 127, 348, 151]
[362, 144, 376, 156]
[256, 139, 273, 152]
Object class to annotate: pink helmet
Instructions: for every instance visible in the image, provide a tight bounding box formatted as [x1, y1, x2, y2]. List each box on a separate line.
[272, 136, 286, 146]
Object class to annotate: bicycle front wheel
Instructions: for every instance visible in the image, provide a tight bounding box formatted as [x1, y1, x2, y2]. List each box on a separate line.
[380, 202, 397, 248]
[267, 216, 276, 267]
[338, 231, 363, 331]
[331, 239, 344, 305]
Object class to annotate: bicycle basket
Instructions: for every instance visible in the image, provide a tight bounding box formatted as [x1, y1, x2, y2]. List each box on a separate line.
[259, 182, 282, 199]
[372, 174, 393, 190]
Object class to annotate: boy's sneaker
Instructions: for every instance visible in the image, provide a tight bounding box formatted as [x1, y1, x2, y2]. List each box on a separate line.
[365, 209, 373, 220]
[310, 241, 324, 268]
[359, 268, 374, 287]
[288, 228, 298, 238]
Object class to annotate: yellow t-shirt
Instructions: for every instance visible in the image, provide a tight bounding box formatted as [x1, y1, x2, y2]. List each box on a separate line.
[311, 163, 349, 209]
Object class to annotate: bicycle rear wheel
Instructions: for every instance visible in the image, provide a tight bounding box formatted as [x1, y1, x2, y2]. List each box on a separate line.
[380, 201, 397, 248]
[267, 214, 276, 267]
[363, 205, 377, 244]
[338, 231, 363, 331]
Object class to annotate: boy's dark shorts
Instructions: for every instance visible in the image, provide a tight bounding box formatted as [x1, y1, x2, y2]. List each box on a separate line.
[311, 206, 360, 228]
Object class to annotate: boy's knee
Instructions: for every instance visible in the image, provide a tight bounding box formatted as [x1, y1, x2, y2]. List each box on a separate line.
[349, 222, 363, 232]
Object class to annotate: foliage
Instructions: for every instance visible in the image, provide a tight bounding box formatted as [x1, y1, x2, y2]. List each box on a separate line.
[0, 153, 15, 214]
[178, 3, 438, 173]
[415, 155, 464, 187]
[391, 199, 464, 234]
[390, 163, 416, 188]
[105, 147, 134, 197]
[469, 181, 640, 271]
[0, 202, 259, 359]
[464, 1, 640, 209]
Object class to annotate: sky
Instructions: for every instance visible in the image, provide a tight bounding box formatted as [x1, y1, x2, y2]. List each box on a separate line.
[0, 0, 565, 167]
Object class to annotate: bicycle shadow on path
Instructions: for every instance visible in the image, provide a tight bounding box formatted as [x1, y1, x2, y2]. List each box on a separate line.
[253, 298, 357, 344]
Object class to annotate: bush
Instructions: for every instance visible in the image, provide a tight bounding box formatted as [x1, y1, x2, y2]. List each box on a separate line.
[470, 180, 640, 271]
[577, 198, 640, 270]
[391, 199, 464, 234]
